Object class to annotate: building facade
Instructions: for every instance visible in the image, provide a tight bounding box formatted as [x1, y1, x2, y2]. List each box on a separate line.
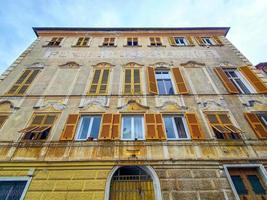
[0, 27, 266, 200]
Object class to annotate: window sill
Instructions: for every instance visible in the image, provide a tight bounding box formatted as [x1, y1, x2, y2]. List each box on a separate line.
[98, 45, 117, 48]
[71, 45, 90, 48]
[147, 45, 166, 47]
[42, 45, 62, 48]
[170, 45, 195, 47]
[123, 45, 142, 47]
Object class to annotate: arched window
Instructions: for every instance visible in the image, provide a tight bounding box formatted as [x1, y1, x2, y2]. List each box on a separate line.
[106, 166, 162, 200]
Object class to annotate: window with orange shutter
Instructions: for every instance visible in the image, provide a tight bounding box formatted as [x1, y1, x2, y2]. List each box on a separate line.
[19, 113, 58, 140]
[244, 112, 267, 138]
[206, 113, 242, 140]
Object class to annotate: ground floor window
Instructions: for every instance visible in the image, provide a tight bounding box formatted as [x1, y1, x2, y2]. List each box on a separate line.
[225, 165, 267, 200]
[0, 178, 30, 200]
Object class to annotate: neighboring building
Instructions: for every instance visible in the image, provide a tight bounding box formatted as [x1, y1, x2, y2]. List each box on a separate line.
[255, 62, 267, 73]
[0, 27, 266, 200]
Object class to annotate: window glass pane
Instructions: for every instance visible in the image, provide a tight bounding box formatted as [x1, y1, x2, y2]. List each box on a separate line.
[157, 80, 165, 94]
[256, 113, 267, 128]
[90, 116, 101, 139]
[164, 117, 176, 139]
[133, 116, 143, 139]
[174, 117, 187, 138]
[77, 116, 91, 139]
[235, 79, 250, 94]
[247, 175, 266, 194]
[164, 80, 174, 94]
[122, 116, 132, 139]
[231, 175, 248, 195]
[0, 181, 27, 200]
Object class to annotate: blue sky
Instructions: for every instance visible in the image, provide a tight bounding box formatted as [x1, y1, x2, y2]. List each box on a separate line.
[0, 0, 266, 74]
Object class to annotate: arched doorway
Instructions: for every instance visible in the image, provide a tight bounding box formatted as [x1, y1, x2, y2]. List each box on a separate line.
[106, 166, 161, 200]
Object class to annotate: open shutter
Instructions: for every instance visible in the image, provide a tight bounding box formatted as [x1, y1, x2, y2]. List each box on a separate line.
[155, 114, 166, 140]
[168, 37, 176, 46]
[214, 67, 239, 93]
[185, 113, 204, 139]
[213, 36, 223, 46]
[0, 115, 8, 128]
[186, 36, 195, 46]
[60, 114, 79, 141]
[239, 66, 267, 93]
[147, 67, 158, 94]
[99, 113, 112, 140]
[172, 67, 189, 94]
[195, 36, 204, 46]
[145, 114, 157, 140]
[244, 113, 267, 138]
[111, 114, 121, 140]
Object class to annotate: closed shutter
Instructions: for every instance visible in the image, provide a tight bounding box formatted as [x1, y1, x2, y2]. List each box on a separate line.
[89, 69, 101, 94]
[133, 69, 141, 94]
[111, 114, 121, 140]
[195, 36, 204, 46]
[82, 37, 90, 46]
[168, 37, 176, 46]
[88, 69, 110, 95]
[99, 113, 113, 140]
[244, 113, 267, 138]
[214, 67, 239, 93]
[155, 114, 166, 140]
[213, 36, 223, 46]
[171, 67, 189, 94]
[239, 66, 267, 93]
[60, 114, 79, 141]
[99, 69, 110, 94]
[145, 114, 157, 140]
[124, 69, 132, 94]
[185, 113, 204, 139]
[147, 67, 158, 94]
[76, 37, 83, 46]
[150, 37, 155, 46]
[186, 36, 195, 46]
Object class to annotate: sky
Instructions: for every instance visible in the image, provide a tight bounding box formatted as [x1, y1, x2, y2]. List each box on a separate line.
[0, 0, 266, 74]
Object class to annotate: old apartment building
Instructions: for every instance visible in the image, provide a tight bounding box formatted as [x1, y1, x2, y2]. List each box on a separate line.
[0, 27, 266, 200]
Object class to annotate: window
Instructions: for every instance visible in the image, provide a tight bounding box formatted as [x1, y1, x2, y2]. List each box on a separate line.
[163, 115, 189, 140]
[76, 115, 101, 140]
[227, 167, 267, 199]
[155, 70, 174, 95]
[256, 113, 267, 128]
[19, 113, 57, 140]
[102, 38, 115, 46]
[121, 115, 144, 140]
[244, 112, 267, 138]
[75, 37, 90, 46]
[206, 113, 242, 139]
[46, 37, 63, 47]
[124, 68, 141, 94]
[223, 69, 253, 94]
[88, 68, 110, 95]
[6, 69, 40, 95]
[0, 179, 29, 200]
[127, 38, 138, 46]
[149, 37, 162, 46]
[174, 37, 187, 46]
[0, 114, 8, 129]
[202, 37, 214, 46]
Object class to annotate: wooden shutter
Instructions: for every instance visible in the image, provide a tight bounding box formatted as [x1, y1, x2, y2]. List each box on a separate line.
[145, 114, 157, 140]
[99, 113, 113, 140]
[186, 36, 195, 46]
[150, 37, 155, 45]
[0, 115, 8, 128]
[213, 36, 223, 46]
[155, 114, 166, 140]
[214, 67, 239, 93]
[172, 67, 189, 94]
[195, 36, 204, 46]
[111, 114, 121, 140]
[185, 113, 204, 139]
[168, 37, 176, 46]
[89, 69, 101, 94]
[147, 67, 158, 94]
[239, 66, 267, 93]
[244, 113, 267, 138]
[133, 69, 141, 94]
[124, 69, 132, 94]
[60, 114, 79, 141]
[76, 37, 83, 46]
[99, 69, 110, 94]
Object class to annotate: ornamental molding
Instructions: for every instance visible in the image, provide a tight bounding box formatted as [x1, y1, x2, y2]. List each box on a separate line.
[197, 97, 227, 110]
[118, 100, 149, 112]
[58, 61, 81, 68]
[26, 62, 46, 69]
[150, 62, 173, 68]
[180, 60, 205, 68]
[123, 62, 144, 67]
[33, 98, 66, 111]
[92, 62, 115, 67]
[79, 96, 109, 109]
[156, 101, 187, 111]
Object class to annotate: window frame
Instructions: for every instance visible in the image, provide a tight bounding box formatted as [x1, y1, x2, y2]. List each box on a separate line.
[101, 37, 116, 47]
[72, 37, 90, 47]
[123, 68, 142, 95]
[163, 114, 191, 140]
[149, 37, 163, 47]
[44, 37, 63, 47]
[223, 68, 255, 94]
[174, 37, 187, 46]
[121, 114, 145, 141]
[126, 37, 140, 47]
[155, 70, 176, 95]
[201, 37, 215, 46]
[256, 112, 267, 128]
[75, 114, 102, 141]
[0, 176, 32, 200]
[88, 67, 111, 95]
[224, 164, 267, 200]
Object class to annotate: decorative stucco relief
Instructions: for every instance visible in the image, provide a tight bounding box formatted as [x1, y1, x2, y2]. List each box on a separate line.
[26, 62, 46, 69]
[155, 97, 185, 112]
[33, 97, 67, 111]
[181, 60, 205, 68]
[197, 97, 227, 110]
[58, 61, 81, 69]
[0, 98, 23, 109]
[79, 96, 109, 109]
[118, 100, 149, 112]
[239, 96, 267, 111]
